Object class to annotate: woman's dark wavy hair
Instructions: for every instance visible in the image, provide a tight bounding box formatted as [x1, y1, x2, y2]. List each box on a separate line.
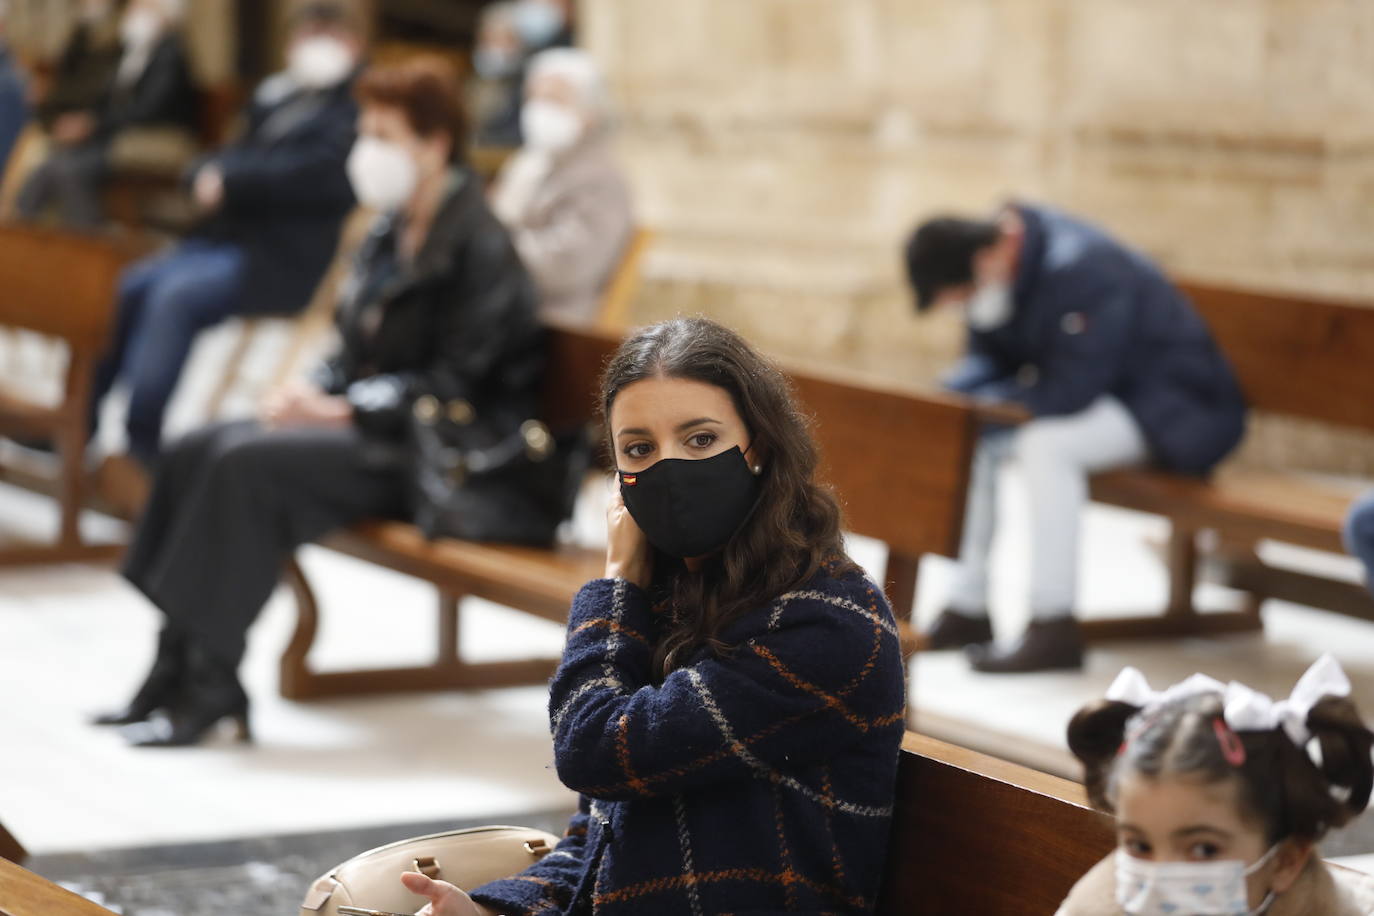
[600, 317, 858, 679]
[1067, 690, 1374, 845]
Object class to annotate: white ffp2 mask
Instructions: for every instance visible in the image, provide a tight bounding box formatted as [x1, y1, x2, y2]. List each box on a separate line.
[1114, 846, 1279, 916]
[521, 100, 582, 152]
[288, 36, 355, 89]
[965, 282, 1014, 331]
[346, 136, 418, 212]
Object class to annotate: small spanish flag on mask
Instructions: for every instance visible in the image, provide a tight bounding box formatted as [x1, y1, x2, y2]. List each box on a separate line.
[622, 474, 638, 486]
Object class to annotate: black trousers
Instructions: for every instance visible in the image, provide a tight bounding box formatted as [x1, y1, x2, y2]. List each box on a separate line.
[16, 140, 107, 228]
[123, 420, 408, 669]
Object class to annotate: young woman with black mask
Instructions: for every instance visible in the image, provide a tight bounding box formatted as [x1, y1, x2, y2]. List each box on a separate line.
[396, 317, 908, 916]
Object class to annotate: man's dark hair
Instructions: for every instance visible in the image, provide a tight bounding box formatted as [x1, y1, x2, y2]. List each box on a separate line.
[904, 216, 1001, 312]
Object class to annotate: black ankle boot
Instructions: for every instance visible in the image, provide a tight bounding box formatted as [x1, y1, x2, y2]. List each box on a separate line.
[92, 626, 186, 726]
[126, 643, 251, 748]
[966, 615, 1084, 674]
[921, 608, 994, 650]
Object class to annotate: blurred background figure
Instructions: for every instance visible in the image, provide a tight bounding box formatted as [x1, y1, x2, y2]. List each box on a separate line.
[511, 0, 572, 57]
[33, 0, 123, 135]
[468, 1, 525, 147]
[87, 0, 362, 470]
[1344, 496, 1374, 598]
[489, 47, 632, 323]
[906, 203, 1247, 674]
[0, 0, 28, 175]
[16, 0, 196, 228]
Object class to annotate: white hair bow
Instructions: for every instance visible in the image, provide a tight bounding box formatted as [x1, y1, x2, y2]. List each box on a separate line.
[1105, 653, 1352, 748]
[1223, 654, 1351, 747]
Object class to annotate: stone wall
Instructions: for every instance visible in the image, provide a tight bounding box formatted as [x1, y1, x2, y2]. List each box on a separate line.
[582, 0, 1374, 473]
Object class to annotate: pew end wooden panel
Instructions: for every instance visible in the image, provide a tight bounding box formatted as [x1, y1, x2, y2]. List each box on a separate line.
[875, 731, 1114, 915]
[0, 226, 148, 565]
[281, 323, 981, 699]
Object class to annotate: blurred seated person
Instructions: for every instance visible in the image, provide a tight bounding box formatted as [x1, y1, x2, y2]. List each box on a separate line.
[1344, 494, 1374, 598]
[489, 48, 632, 323]
[88, 1, 363, 469]
[97, 55, 542, 748]
[16, 0, 196, 228]
[0, 0, 28, 174]
[905, 203, 1247, 673]
[511, 0, 573, 56]
[468, 2, 526, 147]
[34, 0, 123, 132]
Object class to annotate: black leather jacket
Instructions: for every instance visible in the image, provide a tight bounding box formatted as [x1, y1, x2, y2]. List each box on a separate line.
[315, 168, 544, 445]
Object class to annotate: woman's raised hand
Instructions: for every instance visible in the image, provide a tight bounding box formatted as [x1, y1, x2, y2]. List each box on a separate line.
[605, 488, 652, 589]
[398, 871, 498, 916]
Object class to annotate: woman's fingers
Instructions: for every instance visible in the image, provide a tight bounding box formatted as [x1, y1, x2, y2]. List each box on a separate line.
[398, 871, 477, 916]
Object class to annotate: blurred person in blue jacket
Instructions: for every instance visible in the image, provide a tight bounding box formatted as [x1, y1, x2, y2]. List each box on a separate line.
[1344, 495, 1374, 598]
[905, 203, 1246, 673]
[89, 1, 363, 469]
[0, 0, 28, 175]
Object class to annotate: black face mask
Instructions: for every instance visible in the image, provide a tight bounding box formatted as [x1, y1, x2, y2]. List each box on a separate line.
[619, 446, 761, 559]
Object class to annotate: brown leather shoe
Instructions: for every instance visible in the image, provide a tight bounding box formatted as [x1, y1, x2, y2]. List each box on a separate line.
[920, 608, 994, 651]
[966, 616, 1084, 673]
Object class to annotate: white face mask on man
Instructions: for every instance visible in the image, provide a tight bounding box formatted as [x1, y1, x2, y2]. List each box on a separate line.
[521, 99, 582, 152]
[964, 281, 1014, 331]
[1114, 845, 1279, 916]
[346, 136, 418, 212]
[288, 36, 355, 90]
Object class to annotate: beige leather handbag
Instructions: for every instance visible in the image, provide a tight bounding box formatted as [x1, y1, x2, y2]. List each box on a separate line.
[300, 824, 560, 916]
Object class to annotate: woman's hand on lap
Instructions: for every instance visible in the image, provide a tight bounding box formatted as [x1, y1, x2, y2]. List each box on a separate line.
[398, 872, 498, 916]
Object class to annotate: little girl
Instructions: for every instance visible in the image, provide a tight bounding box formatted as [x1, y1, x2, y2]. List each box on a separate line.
[1058, 654, 1374, 915]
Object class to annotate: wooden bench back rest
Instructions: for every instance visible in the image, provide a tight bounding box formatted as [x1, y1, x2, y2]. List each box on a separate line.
[596, 228, 654, 332]
[1178, 280, 1374, 432]
[875, 732, 1115, 915]
[0, 225, 133, 350]
[539, 322, 976, 561]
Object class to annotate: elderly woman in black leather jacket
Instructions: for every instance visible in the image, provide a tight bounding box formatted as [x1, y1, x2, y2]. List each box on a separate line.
[97, 56, 542, 748]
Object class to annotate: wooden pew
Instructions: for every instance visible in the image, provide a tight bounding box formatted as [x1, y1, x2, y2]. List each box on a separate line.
[1086, 280, 1374, 640]
[0, 857, 117, 915]
[875, 731, 1114, 914]
[279, 320, 989, 699]
[0, 225, 144, 564]
[0, 819, 25, 865]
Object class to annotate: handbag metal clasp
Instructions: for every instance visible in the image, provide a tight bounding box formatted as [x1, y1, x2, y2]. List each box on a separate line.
[520, 420, 554, 460]
[523, 837, 551, 856]
[412, 855, 441, 879]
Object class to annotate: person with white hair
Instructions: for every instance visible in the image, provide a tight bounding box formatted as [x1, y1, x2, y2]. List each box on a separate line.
[489, 48, 634, 323]
[16, 0, 197, 227]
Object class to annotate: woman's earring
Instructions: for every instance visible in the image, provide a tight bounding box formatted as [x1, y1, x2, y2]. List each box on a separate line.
[751, 464, 763, 475]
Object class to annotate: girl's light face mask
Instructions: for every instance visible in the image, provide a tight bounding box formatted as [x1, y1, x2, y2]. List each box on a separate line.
[1114, 845, 1279, 916]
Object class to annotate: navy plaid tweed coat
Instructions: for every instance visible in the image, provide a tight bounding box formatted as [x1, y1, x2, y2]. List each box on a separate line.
[471, 561, 907, 915]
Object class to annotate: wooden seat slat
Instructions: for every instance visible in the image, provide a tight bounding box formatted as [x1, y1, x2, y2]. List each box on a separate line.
[1092, 468, 1362, 554]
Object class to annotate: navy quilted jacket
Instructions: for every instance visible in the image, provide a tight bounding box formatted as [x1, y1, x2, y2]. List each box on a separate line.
[944, 203, 1247, 475]
[470, 562, 907, 915]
